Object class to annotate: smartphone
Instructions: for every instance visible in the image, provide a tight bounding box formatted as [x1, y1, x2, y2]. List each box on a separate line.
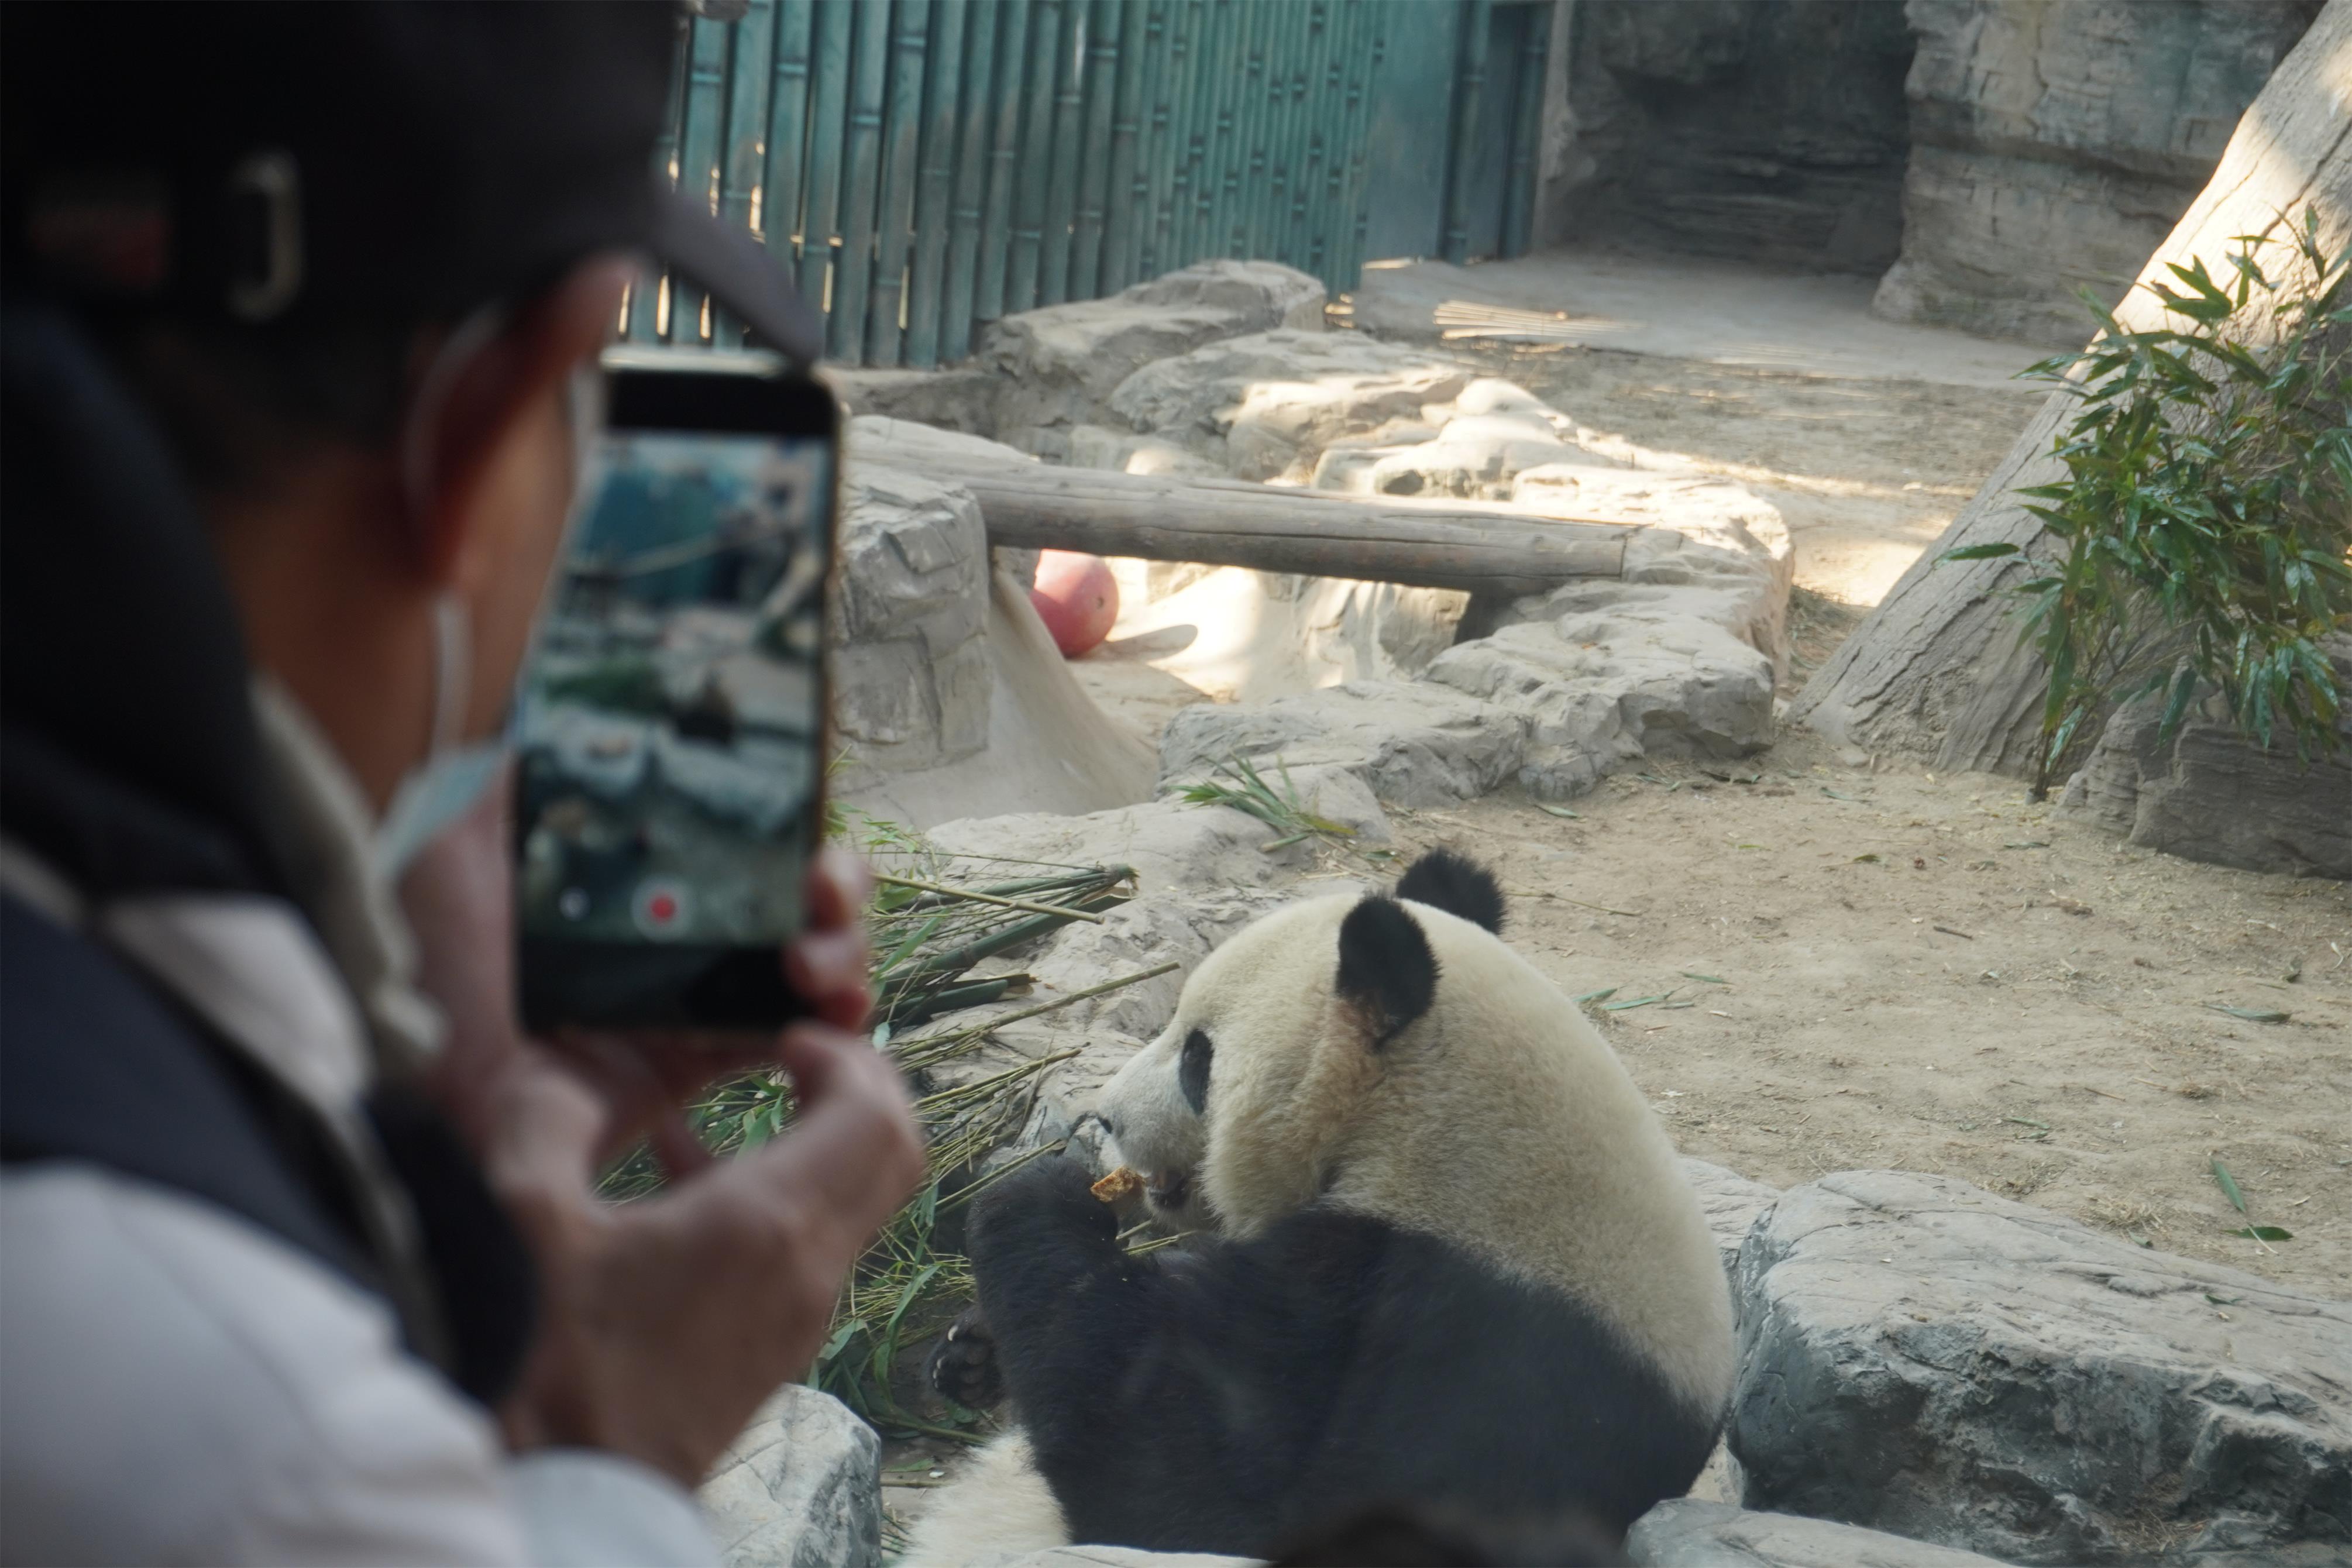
[514, 346, 838, 1032]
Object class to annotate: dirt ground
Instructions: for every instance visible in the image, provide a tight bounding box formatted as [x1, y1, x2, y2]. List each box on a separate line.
[1070, 346, 2348, 1297]
[1447, 337, 2050, 607]
[1382, 734, 2350, 1296]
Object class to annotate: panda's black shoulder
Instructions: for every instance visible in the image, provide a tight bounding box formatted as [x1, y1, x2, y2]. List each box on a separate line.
[1393, 848, 1505, 935]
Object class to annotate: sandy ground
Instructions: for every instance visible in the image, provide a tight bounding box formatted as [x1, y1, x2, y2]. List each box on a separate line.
[1383, 731, 2350, 1297]
[1059, 329, 2348, 1297]
[1446, 336, 2049, 607]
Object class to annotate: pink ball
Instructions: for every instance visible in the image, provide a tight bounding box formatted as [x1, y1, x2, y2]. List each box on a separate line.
[1029, 550, 1120, 658]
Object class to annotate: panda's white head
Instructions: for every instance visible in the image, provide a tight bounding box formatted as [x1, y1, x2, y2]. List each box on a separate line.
[1096, 849, 1510, 1237]
[1094, 847, 1737, 1415]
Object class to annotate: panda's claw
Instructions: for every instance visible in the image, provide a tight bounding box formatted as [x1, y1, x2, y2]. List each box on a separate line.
[926, 1304, 1005, 1410]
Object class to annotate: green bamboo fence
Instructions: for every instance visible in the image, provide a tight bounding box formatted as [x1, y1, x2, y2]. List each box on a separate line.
[632, 0, 1549, 368]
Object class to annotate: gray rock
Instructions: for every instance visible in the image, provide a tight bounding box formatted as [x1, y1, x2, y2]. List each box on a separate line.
[980, 260, 1326, 443]
[1549, 0, 1913, 273]
[831, 466, 992, 780]
[925, 795, 1346, 900]
[1157, 679, 1532, 808]
[1108, 331, 1472, 482]
[699, 1384, 882, 1568]
[1874, 0, 2316, 346]
[1731, 1170, 2352, 1565]
[988, 1549, 1253, 1568]
[1627, 1499, 2017, 1567]
[1679, 1158, 1779, 1286]
[1426, 588, 1776, 798]
[2057, 666, 2352, 879]
[847, 415, 1038, 472]
[654, 730, 814, 835]
[828, 366, 1003, 438]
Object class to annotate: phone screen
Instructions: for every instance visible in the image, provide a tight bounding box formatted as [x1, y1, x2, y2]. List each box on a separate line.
[515, 359, 837, 1031]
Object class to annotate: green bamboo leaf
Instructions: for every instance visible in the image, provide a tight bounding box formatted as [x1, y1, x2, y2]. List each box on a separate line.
[1941, 542, 2022, 562]
[2233, 1226, 2294, 1242]
[2210, 1158, 2247, 1216]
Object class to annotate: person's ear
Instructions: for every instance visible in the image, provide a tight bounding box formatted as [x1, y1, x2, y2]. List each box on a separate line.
[404, 255, 634, 589]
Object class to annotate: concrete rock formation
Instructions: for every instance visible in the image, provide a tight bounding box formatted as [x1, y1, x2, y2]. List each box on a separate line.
[1158, 679, 1533, 809]
[2058, 662, 2352, 879]
[830, 466, 993, 782]
[981, 260, 1326, 456]
[699, 1384, 883, 1568]
[1626, 1500, 2019, 1567]
[1552, 0, 1917, 273]
[1731, 1171, 2352, 1564]
[1875, 0, 2323, 346]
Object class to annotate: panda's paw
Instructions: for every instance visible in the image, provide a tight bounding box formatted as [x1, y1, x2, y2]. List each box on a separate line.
[926, 1305, 1005, 1411]
[969, 1157, 1119, 1259]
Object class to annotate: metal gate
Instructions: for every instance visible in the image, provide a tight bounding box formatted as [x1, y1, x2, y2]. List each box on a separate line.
[635, 0, 1551, 367]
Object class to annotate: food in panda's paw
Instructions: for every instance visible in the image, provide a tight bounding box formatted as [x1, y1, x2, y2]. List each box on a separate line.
[1091, 1166, 1144, 1204]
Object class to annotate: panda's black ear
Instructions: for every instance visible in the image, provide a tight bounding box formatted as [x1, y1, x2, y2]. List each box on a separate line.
[1394, 848, 1505, 935]
[1336, 895, 1438, 1048]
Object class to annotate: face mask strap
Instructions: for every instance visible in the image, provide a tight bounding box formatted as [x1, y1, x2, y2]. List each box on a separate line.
[397, 301, 510, 527]
[427, 594, 470, 758]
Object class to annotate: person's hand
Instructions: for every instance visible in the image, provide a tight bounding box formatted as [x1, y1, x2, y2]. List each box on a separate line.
[401, 780, 876, 1161]
[485, 1020, 922, 1483]
[398, 786, 924, 1484]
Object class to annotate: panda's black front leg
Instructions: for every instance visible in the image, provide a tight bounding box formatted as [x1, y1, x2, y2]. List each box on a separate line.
[964, 1157, 1137, 1353]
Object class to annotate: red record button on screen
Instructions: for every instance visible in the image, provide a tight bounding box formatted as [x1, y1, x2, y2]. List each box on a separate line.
[632, 878, 692, 940]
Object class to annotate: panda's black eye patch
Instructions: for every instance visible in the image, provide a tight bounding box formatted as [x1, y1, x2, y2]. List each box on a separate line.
[1178, 1029, 1212, 1116]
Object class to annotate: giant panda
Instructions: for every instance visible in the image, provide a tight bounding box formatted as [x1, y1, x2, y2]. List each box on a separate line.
[904, 849, 1733, 1564]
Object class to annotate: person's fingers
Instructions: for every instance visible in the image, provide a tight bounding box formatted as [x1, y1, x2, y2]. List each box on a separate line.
[806, 848, 872, 933]
[783, 927, 872, 1030]
[648, 1105, 717, 1181]
[716, 1025, 923, 1254]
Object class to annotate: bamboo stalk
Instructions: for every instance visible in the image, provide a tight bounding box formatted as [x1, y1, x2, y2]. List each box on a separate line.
[1037, 0, 1089, 306]
[1499, 0, 1550, 260]
[866, 0, 932, 366]
[1117, 0, 1168, 286]
[938, 0, 996, 357]
[797, 0, 856, 315]
[762, 0, 817, 282]
[871, 872, 1109, 923]
[971, 0, 1030, 327]
[1439, 0, 1493, 267]
[1006, 0, 1064, 311]
[897, 961, 1182, 1064]
[670, 15, 734, 344]
[1196, 0, 1239, 260]
[1335, 0, 1382, 289]
[1242, 0, 1293, 262]
[631, 13, 694, 343]
[713, 0, 778, 349]
[909, 0, 972, 367]
[828, 1, 894, 362]
[1070, 0, 1127, 300]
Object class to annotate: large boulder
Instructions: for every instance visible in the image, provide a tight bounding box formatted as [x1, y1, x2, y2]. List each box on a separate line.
[1626, 1500, 2019, 1567]
[830, 467, 992, 781]
[981, 261, 1326, 452]
[1874, 0, 2319, 346]
[1158, 679, 1531, 808]
[1679, 1158, 1780, 1286]
[1108, 331, 1473, 482]
[1426, 586, 1776, 799]
[699, 1384, 882, 1568]
[1731, 1171, 2352, 1565]
[2057, 669, 2352, 879]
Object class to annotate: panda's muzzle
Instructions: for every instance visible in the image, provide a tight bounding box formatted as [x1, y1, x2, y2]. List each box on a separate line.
[1146, 1167, 1193, 1211]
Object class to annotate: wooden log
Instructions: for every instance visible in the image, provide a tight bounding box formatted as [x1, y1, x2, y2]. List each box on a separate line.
[907, 454, 1632, 596]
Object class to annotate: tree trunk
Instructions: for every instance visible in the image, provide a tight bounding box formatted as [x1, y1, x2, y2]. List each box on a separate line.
[1790, 1, 2352, 778]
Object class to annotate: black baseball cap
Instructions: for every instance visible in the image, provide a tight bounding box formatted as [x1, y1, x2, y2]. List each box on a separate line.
[1, 1, 821, 362]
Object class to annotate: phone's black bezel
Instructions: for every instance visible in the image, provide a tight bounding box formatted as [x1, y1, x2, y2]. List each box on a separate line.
[516, 350, 839, 1035]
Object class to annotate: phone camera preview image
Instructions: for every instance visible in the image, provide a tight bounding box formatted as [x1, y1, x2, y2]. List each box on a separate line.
[515, 427, 830, 1030]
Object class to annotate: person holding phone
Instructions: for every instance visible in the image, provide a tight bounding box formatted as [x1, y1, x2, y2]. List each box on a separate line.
[0, 5, 923, 1563]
